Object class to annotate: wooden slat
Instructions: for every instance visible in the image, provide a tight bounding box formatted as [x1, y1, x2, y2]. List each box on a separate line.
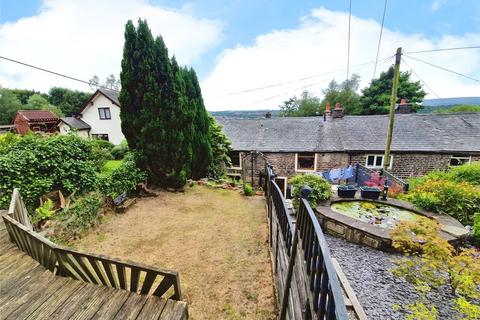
[113, 293, 149, 319]
[90, 289, 131, 320]
[135, 296, 167, 320]
[68, 286, 116, 320]
[116, 264, 127, 289]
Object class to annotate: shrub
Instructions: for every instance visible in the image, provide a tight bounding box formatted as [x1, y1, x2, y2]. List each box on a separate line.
[450, 162, 480, 185]
[0, 132, 21, 154]
[88, 139, 114, 169]
[406, 178, 480, 225]
[111, 140, 129, 160]
[289, 174, 332, 208]
[97, 160, 147, 199]
[243, 183, 253, 196]
[0, 134, 98, 211]
[54, 193, 104, 241]
[473, 213, 480, 241]
[32, 198, 55, 226]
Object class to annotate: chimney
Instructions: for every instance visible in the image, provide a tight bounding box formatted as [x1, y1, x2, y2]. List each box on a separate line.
[325, 102, 332, 116]
[332, 102, 344, 119]
[265, 111, 272, 118]
[395, 98, 412, 114]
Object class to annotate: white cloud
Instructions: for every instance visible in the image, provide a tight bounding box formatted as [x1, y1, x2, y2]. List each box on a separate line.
[0, 0, 222, 92]
[431, 0, 446, 11]
[202, 7, 480, 111]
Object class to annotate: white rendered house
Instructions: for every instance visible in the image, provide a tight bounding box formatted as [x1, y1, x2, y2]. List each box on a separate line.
[77, 89, 125, 145]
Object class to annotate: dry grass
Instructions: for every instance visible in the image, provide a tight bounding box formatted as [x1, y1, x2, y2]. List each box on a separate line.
[72, 185, 276, 320]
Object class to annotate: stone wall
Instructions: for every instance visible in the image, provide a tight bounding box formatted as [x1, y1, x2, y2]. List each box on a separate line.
[227, 151, 480, 186]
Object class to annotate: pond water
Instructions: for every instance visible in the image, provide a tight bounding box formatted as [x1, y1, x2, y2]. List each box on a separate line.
[331, 201, 420, 229]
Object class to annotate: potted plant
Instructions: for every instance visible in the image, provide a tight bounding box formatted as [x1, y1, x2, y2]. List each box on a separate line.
[337, 185, 358, 198]
[360, 186, 381, 200]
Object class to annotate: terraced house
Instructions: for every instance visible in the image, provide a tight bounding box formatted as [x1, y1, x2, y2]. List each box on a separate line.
[219, 108, 480, 193]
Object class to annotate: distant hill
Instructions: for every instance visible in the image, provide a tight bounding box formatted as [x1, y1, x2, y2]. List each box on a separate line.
[420, 97, 480, 113]
[210, 109, 280, 119]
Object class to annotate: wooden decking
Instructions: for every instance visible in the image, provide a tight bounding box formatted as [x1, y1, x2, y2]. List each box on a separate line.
[0, 218, 187, 320]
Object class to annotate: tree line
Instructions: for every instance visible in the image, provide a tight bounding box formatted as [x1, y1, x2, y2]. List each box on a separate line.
[0, 87, 91, 124]
[279, 67, 427, 117]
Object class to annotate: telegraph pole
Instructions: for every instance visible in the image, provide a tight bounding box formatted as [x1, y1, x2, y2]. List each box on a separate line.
[381, 47, 401, 199]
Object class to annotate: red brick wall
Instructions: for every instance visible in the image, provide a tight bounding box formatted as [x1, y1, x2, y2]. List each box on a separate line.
[13, 114, 30, 135]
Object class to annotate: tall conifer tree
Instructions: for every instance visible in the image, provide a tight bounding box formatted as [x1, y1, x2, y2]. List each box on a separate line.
[119, 19, 214, 188]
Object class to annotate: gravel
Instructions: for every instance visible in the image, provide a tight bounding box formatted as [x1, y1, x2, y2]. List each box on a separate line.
[325, 235, 463, 320]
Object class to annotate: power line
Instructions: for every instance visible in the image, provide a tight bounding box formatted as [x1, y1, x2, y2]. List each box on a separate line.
[228, 55, 393, 96]
[373, 0, 388, 79]
[401, 58, 442, 100]
[403, 54, 480, 82]
[0, 55, 119, 92]
[405, 46, 480, 54]
[346, 0, 352, 82]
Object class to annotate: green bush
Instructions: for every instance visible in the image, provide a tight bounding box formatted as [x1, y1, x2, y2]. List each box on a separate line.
[88, 139, 114, 169]
[111, 140, 129, 160]
[406, 178, 480, 225]
[32, 198, 55, 225]
[97, 160, 147, 199]
[243, 183, 254, 196]
[0, 132, 21, 154]
[289, 174, 332, 208]
[473, 213, 480, 241]
[54, 193, 104, 241]
[0, 134, 98, 211]
[450, 162, 480, 185]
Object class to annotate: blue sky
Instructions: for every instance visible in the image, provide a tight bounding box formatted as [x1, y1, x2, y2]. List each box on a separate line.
[1, 0, 479, 110]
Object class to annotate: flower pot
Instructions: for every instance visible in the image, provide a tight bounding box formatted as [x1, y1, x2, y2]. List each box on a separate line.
[360, 186, 381, 200]
[337, 185, 357, 198]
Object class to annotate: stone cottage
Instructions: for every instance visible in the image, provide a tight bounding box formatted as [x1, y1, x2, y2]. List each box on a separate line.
[218, 109, 480, 194]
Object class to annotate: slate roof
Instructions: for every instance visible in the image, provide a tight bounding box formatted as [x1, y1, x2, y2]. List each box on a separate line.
[59, 117, 91, 130]
[98, 88, 120, 106]
[17, 110, 58, 122]
[217, 113, 480, 154]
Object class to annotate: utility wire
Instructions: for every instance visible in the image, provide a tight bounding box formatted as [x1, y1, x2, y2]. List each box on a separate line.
[228, 55, 393, 96]
[401, 58, 442, 100]
[0, 55, 119, 92]
[346, 0, 352, 82]
[405, 46, 480, 54]
[403, 54, 480, 82]
[373, 0, 388, 79]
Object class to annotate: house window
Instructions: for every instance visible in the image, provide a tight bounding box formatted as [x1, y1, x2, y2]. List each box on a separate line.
[296, 153, 316, 171]
[274, 177, 287, 197]
[98, 107, 111, 120]
[229, 151, 241, 168]
[450, 155, 471, 166]
[365, 155, 393, 169]
[91, 134, 109, 141]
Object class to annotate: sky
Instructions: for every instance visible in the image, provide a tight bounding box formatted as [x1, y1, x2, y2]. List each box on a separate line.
[0, 0, 479, 111]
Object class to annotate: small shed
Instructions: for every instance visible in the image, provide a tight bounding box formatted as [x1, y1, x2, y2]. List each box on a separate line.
[13, 110, 59, 135]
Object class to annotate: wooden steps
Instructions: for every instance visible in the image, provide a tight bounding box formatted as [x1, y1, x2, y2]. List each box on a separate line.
[0, 226, 188, 320]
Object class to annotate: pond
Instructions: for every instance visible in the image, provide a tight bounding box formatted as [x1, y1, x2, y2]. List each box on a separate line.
[331, 201, 420, 229]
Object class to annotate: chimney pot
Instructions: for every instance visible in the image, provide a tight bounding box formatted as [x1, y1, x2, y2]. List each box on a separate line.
[334, 102, 341, 110]
[400, 98, 407, 104]
[332, 102, 344, 119]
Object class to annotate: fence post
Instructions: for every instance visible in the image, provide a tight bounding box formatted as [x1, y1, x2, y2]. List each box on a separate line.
[279, 186, 311, 320]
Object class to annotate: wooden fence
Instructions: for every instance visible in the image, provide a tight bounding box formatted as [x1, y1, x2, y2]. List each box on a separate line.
[265, 165, 348, 320]
[3, 190, 182, 300]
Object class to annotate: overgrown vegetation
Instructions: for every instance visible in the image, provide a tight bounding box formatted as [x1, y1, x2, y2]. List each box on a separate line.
[433, 105, 480, 114]
[391, 217, 480, 320]
[97, 160, 147, 199]
[289, 174, 332, 208]
[243, 183, 254, 196]
[404, 163, 480, 225]
[0, 134, 98, 210]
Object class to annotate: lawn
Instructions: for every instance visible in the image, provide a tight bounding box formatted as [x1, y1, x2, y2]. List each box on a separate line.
[72, 185, 276, 319]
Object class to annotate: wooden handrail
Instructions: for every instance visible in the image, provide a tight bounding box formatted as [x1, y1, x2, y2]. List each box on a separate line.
[3, 190, 183, 301]
[265, 164, 348, 320]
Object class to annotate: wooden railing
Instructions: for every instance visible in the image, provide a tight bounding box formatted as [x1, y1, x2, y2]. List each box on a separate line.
[265, 165, 348, 320]
[2, 190, 182, 300]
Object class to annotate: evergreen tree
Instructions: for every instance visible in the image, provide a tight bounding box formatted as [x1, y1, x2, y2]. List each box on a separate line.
[119, 19, 214, 188]
[360, 66, 426, 114]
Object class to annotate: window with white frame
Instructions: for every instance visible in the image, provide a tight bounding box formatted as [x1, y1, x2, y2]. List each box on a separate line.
[98, 107, 111, 120]
[91, 134, 109, 141]
[450, 155, 471, 166]
[229, 151, 241, 168]
[365, 154, 393, 169]
[296, 152, 316, 171]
